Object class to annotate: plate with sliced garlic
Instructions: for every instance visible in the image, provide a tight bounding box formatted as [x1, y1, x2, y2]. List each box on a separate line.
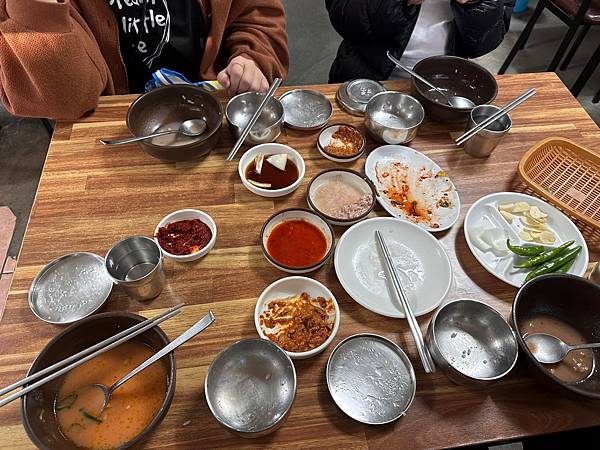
[464, 192, 588, 287]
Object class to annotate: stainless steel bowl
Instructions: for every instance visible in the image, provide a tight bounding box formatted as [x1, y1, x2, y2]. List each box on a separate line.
[205, 339, 296, 438]
[279, 89, 333, 130]
[365, 91, 424, 144]
[226, 92, 284, 144]
[426, 299, 518, 385]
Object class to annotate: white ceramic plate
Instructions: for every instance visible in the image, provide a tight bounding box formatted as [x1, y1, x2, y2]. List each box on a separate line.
[334, 217, 452, 318]
[254, 276, 340, 359]
[365, 145, 460, 232]
[464, 192, 589, 288]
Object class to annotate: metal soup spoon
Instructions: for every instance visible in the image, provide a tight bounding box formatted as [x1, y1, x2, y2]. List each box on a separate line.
[100, 118, 207, 145]
[386, 51, 475, 109]
[524, 333, 600, 364]
[59, 311, 215, 418]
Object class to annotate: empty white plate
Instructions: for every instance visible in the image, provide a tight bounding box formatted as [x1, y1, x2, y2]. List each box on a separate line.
[334, 217, 452, 318]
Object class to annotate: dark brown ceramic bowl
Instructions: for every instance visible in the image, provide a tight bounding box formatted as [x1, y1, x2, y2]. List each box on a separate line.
[22, 311, 176, 449]
[126, 84, 223, 162]
[512, 274, 600, 399]
[410, 56, 498, 124]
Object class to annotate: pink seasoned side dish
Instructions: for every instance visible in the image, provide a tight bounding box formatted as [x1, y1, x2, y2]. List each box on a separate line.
[313, 180, 373, 220]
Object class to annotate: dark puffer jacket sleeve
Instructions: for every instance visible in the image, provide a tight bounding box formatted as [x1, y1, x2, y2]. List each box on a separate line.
[452, 0, 515, 58]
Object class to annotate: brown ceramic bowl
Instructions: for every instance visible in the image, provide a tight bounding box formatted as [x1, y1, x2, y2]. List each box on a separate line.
[410, 56, 498, 124]
[126, 84, 223, 162]
[512, 274, 600, 399]
[21, 311, 176, 449]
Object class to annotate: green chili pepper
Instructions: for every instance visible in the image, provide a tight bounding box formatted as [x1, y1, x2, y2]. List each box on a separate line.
[524, 246, 582, 283]
[514, 240, 575, 268]
[555, 258, 576, 274]
[82, 410, 103, 424]
[506, 240, 544, 257]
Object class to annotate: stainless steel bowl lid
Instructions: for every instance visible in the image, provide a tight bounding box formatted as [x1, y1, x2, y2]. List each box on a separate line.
[28, 253, 113, 324]
[336, 79, 386, 116]
[326, 333, 416, 425]
[279, 89, 333, 130]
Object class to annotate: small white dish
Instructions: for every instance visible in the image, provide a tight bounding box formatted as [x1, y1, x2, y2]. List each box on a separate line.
[365, 145, 460, 232]
[306, 168, 376, 226]
[261, 208, 334, 274]
[154, 209, 217, 262]
[464, 192, 589, 287]
[238, 143, 305, 198]
[317, 124, 365, 163]
[255, 276, 340, 359]
[334, 217, 452, 318]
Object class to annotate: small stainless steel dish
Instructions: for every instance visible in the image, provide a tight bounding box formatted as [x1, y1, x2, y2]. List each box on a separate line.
[306, 168, 376, 226]
[336, 79, 386, 116]
[365, 91, 424, 144]
[326, 334, 416, 425]
[205, 338, 296, 438]
[317, 124, 366, 163]
[105, 236, 166, 301]
[28, 253, 113, 324]
[279, 89, 333, 130]
[426, 299, 518, 385]
[226, 92, 284, 144]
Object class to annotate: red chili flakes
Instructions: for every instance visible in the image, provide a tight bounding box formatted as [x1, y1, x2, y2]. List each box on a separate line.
[156, 219, 212, 255]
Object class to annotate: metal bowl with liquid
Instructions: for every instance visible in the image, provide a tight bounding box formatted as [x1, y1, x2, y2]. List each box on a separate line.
[365, 91, 424, 145]
[226, 92, 284, 144]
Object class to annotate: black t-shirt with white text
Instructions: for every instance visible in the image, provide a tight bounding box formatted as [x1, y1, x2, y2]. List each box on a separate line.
[108, 0, 206, 93]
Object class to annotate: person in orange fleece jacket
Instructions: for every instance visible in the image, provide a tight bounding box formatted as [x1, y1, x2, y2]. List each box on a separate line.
[0, 0, 289, 120]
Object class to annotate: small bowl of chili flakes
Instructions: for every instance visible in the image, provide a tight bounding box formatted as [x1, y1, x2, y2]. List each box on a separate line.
[254, 276, 340, 359]
[154, 209, 217, 262]
[317, 123, 366, 163]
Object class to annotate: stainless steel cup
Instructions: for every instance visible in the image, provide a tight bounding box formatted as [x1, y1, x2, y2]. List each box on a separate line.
[105, 236, 166, 301]
[463, 105, 512, 158]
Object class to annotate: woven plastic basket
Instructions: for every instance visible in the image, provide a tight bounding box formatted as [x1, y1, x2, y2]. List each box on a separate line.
[518, 137, 600, 230]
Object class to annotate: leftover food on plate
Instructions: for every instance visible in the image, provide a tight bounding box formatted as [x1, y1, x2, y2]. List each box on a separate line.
[323, 125, 363, 157]
[259, 292, 335, 352]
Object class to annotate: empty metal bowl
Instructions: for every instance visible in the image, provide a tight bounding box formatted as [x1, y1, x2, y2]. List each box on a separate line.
[205, 339, 296, 438]
[279, 89, 333, 130]
[126, 84, 223, 162]
[226, 92, 284, 144]
[513, 274, 600, 398]
[411, 56, 498, 123]
[365, 91, 424, 144]
[426, 299, 518, 385]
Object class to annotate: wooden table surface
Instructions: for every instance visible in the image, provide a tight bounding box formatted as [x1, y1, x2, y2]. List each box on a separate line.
[1, 73, 599, 449]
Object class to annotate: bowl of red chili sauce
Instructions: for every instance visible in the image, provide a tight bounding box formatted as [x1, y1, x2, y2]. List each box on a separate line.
[154, 209, 217, 262]
[260, 208, 334, 274]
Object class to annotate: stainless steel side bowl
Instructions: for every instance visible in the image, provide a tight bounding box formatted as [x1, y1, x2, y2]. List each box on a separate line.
[226, 92, 284, 144]
[426, 299, 518, 385]
[365, 91, 424, 144]
[205, 338, 296, 438]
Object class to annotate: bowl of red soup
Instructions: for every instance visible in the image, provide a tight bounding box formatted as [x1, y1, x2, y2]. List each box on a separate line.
[155, 209, 217, 262]
[260, 208, 335, 274]
[22, 311, 176, 450]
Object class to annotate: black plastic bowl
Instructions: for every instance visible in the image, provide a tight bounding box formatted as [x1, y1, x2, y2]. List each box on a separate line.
[512, 273, 600, 399]
[126, 84, 223, 162]
[22, 312, 176, 449]
[410, 56, 498, 124]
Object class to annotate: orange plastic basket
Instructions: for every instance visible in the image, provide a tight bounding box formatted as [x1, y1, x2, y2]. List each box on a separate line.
[518, 137, 600, 230]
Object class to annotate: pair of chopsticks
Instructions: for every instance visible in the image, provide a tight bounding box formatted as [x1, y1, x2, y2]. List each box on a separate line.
[226, 78, 282, 161]
[454, 88, 536, 146]
[0, 304, 184, 408]
[375, 231, 436, 373]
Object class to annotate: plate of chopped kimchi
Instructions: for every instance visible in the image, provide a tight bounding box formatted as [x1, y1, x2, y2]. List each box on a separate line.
[365, 145, 460, 232]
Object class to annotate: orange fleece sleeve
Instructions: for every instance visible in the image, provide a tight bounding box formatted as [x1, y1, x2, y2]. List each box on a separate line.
[224, 0, 289, 82]
[0, 0, 110, 119]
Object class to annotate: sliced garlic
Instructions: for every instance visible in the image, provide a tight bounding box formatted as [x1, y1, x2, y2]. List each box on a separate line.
[521, 216, 546, 229]
[538, 231, 556, 244]
[500, 210, 514, 223]
[513, 202, 531, 213]
[529, 206, 545, 219]
[519, 230, 534, 241]
[498, 202, 515, 212]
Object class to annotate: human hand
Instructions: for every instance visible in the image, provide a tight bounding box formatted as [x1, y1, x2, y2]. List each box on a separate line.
[217, 55, 269, 95]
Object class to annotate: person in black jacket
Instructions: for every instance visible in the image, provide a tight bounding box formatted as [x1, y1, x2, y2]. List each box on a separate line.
[326, 0, 515, 83]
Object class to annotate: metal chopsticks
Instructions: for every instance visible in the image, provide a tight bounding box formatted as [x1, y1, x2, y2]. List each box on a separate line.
[455, 88, 536, 146]
[0, 304, 183, 408]
[375, 231, 436, 373]
[226, 78, 282, 161]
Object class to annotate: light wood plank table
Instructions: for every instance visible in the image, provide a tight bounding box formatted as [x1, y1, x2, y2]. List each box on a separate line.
[1, 73, 599, 449]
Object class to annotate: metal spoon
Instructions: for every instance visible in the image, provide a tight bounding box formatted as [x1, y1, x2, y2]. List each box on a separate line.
[100, 118, 207, 145]
[63, 311, 215, 417]
[524, 332, 600, 364]
[386, 51, 475, 109]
